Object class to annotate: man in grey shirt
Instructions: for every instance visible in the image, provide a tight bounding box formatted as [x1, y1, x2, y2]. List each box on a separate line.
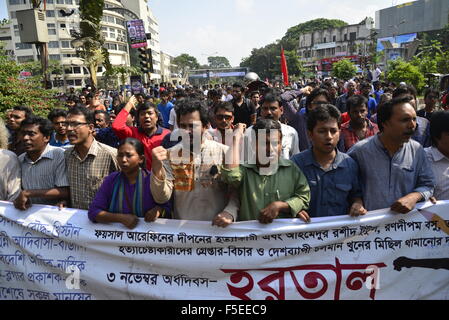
[0, 118, 21, 201]
[14, 116, 69, 210]
[348, 96, 435, 213]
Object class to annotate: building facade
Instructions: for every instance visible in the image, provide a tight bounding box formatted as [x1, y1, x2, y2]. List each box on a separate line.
[121, 0, 161, 82]
[298, 18, 375, 76]
[376, 0, 449, 38]
[6, 0, 130, 91]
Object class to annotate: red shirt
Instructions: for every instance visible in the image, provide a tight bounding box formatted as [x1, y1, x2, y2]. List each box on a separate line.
[340, 120, 379, 152]
[112, 109, 170, 170]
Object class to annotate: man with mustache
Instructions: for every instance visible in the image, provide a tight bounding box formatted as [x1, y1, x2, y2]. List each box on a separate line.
[151, 98, 238, 227]
[348, 96, 435, 213]
[112, 96, 170, 170]
[14, 116, 69, 210]
[244, 93, 299, 164]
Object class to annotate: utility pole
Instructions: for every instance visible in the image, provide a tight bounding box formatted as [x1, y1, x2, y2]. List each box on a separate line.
[31, 0, 50, 89]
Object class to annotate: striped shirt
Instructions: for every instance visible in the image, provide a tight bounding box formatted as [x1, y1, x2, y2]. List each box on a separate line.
[65, 139, 119, 210]
[0, 149, 21, 202]
[19, 144, 69, 206]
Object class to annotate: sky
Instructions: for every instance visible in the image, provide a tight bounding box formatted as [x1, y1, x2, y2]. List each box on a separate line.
[1, 0, 415, 66]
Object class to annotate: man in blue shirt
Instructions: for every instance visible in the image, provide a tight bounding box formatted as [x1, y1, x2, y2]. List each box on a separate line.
[348, 95, 435, 213]
[360, 81, 378, 119]
[157, 90, 174, 129]
[291, 105, 366, 219]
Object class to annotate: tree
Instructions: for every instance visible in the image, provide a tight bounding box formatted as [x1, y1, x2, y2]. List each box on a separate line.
[331, 59, 357, 80]
[387, 59, 425, 91]
[241, 18, 348, 80]
[72, 0, 111, 88]
[283, 18, 348, 42]
[103, 65, 140, 88]
[173, 54, 200, 76]
[207, 56, 231, 69]
[0, 44, 62, 118]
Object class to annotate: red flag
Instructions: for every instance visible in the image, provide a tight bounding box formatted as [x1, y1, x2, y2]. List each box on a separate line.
[280, 47, 289, 86]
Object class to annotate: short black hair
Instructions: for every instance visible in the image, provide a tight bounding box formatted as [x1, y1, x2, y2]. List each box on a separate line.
[424, 88, 440, 100]
[306, 88, 330, 111]
[66, 95, 80, 103]
[307, 104, 341, 131]
[261, 93, 282, 107]
[67, 106, 95, 125]
[346, 95, 368, 112]
[232, 83, 245, 92]
[94, 110, 110, 123]
[377, 95, 414, 132]
[136, 102, 163, 127]
[214, 102, 234, 115]
[176, 98, 209, 127]
[393, 85, 417, 99]
[360, 81, 372, 90]
[48, 109, 68, 122]
[430, 110, 449, 146]
[253, 118, 282, 138]
[20, 115, 54, 138]
[13, 105, 33, 118]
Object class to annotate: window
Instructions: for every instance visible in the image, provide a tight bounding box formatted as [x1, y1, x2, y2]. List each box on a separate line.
[47, 0, 54, 3]
[344, 34, 347, 41]
[9, 0, 27, 5]
[65, 0, 73, 4]
[61, 40, 72, 48]
[118, 44, 127, 52]
[15, 43, 32, 50]
[73, 67, 81, 74]
[75, 79, 82, 86]
[97, 66, 103, 72]
[48, 41, 59, 48]
[56, 0, 64, 4]
[66, 80, 75, 86]
[46, 11, 55, 17]
[60, 23, 66, 28]
[333, 35, 336, 42]
[10, 12, 16, 19]
[49, 54, 61, 60]
[350, 32, 357, 41]
[323, 37, 326, 43]
[48, 23, 56, 35]
[17, 55, 34, 63]
[107, 16, 115, 24]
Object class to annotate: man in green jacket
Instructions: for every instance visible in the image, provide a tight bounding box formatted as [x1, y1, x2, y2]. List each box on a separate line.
[222, 119, 310, 224]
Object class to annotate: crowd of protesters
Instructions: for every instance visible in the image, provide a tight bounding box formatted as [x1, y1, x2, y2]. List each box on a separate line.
[0, 75, 448, 230]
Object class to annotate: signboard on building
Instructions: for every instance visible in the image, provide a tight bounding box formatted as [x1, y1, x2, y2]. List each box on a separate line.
[126, 19, 147, 49]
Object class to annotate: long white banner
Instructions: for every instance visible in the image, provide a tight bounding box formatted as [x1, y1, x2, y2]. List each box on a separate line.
[0, 201, 448, 300]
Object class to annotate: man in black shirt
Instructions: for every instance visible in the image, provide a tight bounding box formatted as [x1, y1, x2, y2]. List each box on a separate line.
[232, 83, 256, 127]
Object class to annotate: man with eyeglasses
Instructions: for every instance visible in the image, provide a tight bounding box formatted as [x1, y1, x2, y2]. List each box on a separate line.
[208, 102, 237, 145]
[64, 107, 119, 210]
[48, 109, 71, 149]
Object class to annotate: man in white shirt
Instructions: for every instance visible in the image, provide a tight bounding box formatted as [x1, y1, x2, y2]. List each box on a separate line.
[244, 93, 299, 164]
[425, 111, 449, 200]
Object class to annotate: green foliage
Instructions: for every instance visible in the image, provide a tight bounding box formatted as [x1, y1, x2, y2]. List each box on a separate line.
[331, 59, 357, 80]
[240, 41, 304, 80]
[283, 18, 348, 42]
[241, 18, 347, 80]
[173, 54, 200, 75]
[0, 49, 62, 118]
[75, 0, 110, 88]
[387, 59, 425, 90]
[207, 56, 231, 69]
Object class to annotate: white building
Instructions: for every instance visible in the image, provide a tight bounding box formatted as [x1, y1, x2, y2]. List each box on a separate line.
[298, 18, 375, 76]
[121, 0, 162, 82]
[6, 0, 130, 91]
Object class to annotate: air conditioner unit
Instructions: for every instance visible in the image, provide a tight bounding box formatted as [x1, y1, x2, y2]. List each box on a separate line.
[16, 9, 49, 43]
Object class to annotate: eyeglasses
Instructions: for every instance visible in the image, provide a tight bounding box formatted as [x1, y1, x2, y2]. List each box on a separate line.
[66, 122, 88, 129]
[216, 115, 232, 121]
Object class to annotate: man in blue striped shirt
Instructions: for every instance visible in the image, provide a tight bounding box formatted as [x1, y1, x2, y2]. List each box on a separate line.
[14, 116, 70, 210]
[348, 96, 435, 213]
